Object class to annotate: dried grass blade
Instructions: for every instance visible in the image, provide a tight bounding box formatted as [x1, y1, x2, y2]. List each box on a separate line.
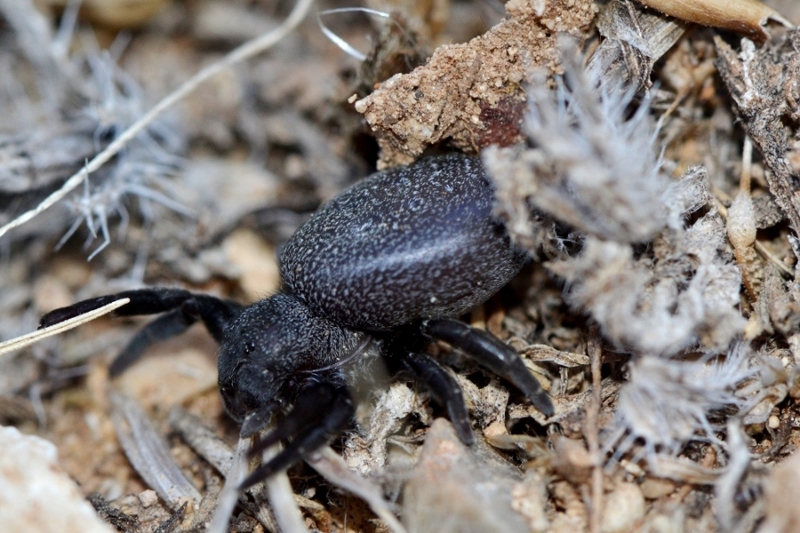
[310, 446, 407, 533]
[207, 437, 252, 533]
[169, 406, 234, 475]
[110, 392, 201, 507]
[0, 297, 130, 357]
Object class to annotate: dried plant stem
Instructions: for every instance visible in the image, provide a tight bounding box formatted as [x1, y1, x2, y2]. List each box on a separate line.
[110, 392, 202, 507]
[311, 447, 407, 533]
[0, 298, 130, 357]
[674, 448, 717, 503]
[715, 419, 751, 531]
[586, 329, 603, 533]
[207, 438, 253, 533]
[740, 136, 753, 195]
[753, 241, 794, 277]
[265, 449, 308, 533]
[0, 0, 314, 242]
[716, 36, 800, 240]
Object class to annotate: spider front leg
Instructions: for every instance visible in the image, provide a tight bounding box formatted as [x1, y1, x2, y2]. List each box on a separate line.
[108, 309, 196, 376]
[241, 379, 354, 490]
[40, 288, 241, 374]
[422, 318, 554, 417]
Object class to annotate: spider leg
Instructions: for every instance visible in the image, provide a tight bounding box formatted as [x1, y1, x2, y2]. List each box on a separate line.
[422, 318, 554, 417]
[108, 309, 195, 377]
[240, 380, 354, 490]
[401, 351, 474, 445]
[40, 288, 196, 327]
[40, 288, 241, 373]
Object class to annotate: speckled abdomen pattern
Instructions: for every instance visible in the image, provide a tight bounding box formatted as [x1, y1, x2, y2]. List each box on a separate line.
[280, 155, 525, 331]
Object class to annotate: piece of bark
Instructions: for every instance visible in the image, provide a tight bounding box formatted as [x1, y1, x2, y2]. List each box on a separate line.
[716, 31, 800, 270]
[354, 0, 596, 169]
[587, 0, 687, 92]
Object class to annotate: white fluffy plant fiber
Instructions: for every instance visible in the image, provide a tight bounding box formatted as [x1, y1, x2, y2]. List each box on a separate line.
[484, 49, 752, 470]
[511, 57, 674, 243]
[604, 345, 756, 465]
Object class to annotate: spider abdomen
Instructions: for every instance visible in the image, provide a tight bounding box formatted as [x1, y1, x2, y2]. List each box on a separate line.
[280, 155, 525, 330]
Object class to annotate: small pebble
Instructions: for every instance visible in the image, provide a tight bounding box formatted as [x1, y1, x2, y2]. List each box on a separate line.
[138, 489, 158, 508]
[640, 478, 675, 499]
[602, 482, 645, 533]
[0, 426, 114, 533]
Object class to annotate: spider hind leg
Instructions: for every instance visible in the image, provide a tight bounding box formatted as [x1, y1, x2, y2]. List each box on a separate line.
[400, 350, 474, 445]
[422, 318, 554, 417]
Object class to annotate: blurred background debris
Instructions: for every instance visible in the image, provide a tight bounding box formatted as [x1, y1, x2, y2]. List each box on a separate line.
[2, 0, 800, 532]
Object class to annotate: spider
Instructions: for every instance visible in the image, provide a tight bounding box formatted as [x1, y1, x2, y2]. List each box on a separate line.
[40, 154, 554, 489]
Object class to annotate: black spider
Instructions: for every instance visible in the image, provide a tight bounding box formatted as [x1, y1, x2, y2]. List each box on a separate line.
[40, 154, 554, 489]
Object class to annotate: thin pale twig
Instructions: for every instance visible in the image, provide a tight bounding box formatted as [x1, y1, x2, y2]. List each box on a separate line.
[586, 327, 603, 533]
[310, 446, 407, 533]
[207, 437, 253, 533]
[0, 298, 130, 357]
[740, 136, 753, 194]
[317, 7, 390, 61]
[265, 446, 309, 533]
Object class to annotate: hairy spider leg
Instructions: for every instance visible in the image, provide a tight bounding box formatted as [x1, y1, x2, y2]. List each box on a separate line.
[422, 318, 555, 417]
[399, 351, 474, 445]
[39, 288, 242, 376]
[240, 380, 354, 490]
[109, 310, 196, 376]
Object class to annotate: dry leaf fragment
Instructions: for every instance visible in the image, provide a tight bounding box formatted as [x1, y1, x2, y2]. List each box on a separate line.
[110, 392, 201, 508]
[635, 0, 792, 41]
[588, 0, 688, 92]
